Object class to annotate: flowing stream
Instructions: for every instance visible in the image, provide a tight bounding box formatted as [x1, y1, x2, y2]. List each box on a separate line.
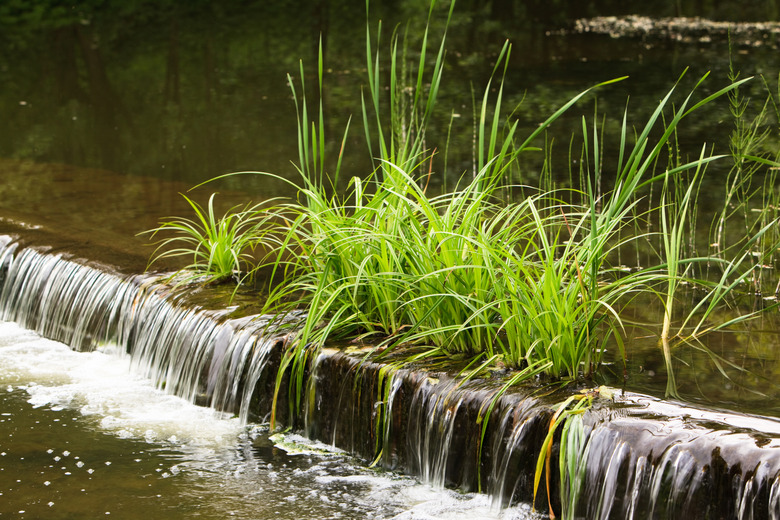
[1, 238, 779, 518]
[0, 9, 779, 516]
[0, 320, 538, 519]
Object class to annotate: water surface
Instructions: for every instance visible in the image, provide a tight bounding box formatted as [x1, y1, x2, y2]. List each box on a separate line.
[0, 321, 539, 520]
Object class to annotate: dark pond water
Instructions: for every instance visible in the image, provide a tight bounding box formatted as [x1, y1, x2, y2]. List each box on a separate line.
[2, 2, 779, 193]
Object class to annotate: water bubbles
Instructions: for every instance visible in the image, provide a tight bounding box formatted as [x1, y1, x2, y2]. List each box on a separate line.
[2, 322, 544, 520]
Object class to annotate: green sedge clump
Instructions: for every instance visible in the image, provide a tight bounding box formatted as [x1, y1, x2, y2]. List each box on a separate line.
[143, 193, 277, 286]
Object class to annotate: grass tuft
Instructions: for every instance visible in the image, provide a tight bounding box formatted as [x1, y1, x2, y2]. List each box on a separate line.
[142, 193, 279, 287]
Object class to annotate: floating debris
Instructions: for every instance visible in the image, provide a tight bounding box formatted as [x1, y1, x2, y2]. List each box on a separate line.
[569, 15, 780, 48]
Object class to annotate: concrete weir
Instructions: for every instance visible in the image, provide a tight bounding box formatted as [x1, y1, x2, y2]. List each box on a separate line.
[0, 227, 779, 519]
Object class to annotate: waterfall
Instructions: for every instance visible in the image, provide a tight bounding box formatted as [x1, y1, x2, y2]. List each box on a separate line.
[0, 239, 285, 424]
[2, 235, 780, 518]
[487, 397, 546, 507]
[0, 246, 127, 350]
[578, 395, 780, 519]
[305, 352, 550, 501]
[406, 376, 464, 488]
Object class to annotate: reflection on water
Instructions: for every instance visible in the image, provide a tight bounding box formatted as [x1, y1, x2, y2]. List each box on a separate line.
[0, 322, 539, 520]
[0, 158, 260, 267]
[1, 2, 778, 190]
[0, 158, 293, 278]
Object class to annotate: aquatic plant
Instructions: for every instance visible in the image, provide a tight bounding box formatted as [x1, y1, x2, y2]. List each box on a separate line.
[143, 193, 276, 286]
[141, 0, 780, 442]
[654, 67, 780, 397]
[557, 401, 591, 520]
[533, 391, 595, 519]
[135, 3, 780, 518]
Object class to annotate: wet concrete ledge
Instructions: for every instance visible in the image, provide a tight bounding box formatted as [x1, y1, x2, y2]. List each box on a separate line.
[304, 350, 780, 517]
[1, 229, 779, 518]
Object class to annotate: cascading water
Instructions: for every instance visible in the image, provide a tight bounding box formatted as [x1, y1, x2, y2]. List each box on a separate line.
[0, 238, 285, 425]
[306, 348, 780, 518]
[576, 395, 780, 519]
[2, 234, 780, 519]
[0, 244, 128, 351]
[305, 352, 552, 502]
[406, 376, 465, 488]
[487, 398, 548, 508]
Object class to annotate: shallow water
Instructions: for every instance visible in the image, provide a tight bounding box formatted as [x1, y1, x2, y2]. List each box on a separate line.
[0, 321, 539, 520]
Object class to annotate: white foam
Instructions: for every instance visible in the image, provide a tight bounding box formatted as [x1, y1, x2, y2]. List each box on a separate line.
[0, 321, 242, 447]
[0, 320, 540, 519]
[379, 484, 537, 520]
